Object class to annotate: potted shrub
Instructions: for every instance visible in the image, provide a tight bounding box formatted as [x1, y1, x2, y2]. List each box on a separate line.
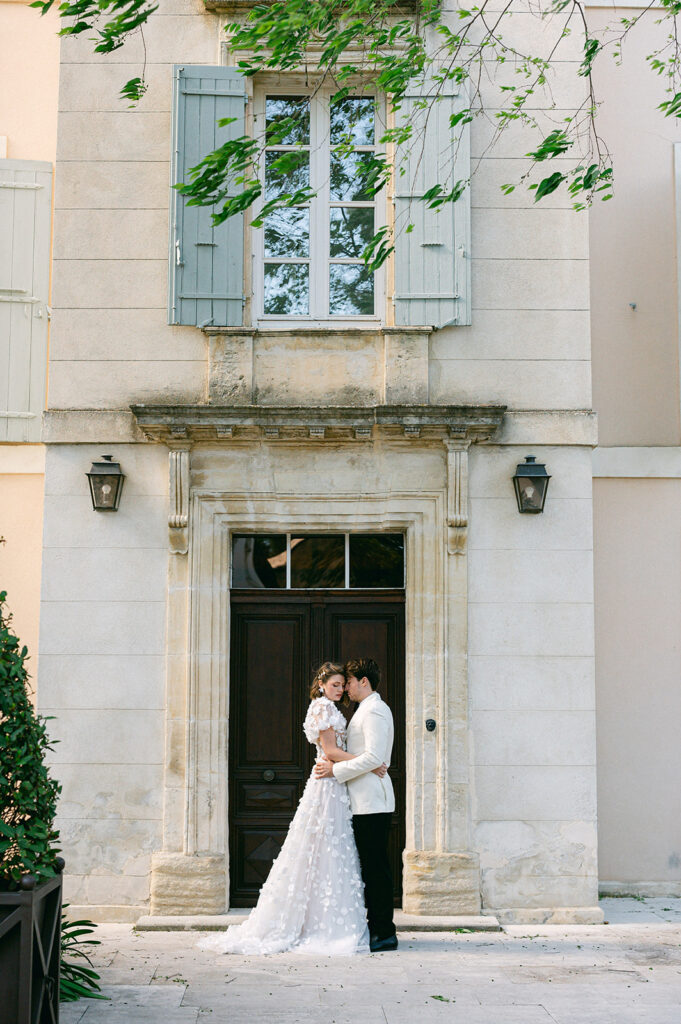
[0, 590, 63, 1023]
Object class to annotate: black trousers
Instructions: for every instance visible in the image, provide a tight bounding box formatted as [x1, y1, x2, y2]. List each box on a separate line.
[352, 812, 396, 940]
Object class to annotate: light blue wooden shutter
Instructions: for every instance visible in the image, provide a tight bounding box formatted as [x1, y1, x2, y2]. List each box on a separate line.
[169, 66, 247, 327]
[393, 77, 471, 328]
[0, 159, 52, 442]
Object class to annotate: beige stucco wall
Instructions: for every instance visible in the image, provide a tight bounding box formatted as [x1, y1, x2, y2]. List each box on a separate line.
[0, 0, 61, 162]
[588, 6, 681, 446]
[593, 477, 681, 887]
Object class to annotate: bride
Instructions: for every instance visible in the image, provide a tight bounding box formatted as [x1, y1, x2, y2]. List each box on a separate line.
[199, 662, 387, 956]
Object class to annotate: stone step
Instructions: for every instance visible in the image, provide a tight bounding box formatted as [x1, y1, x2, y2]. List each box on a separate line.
[135, 910, 501, 932]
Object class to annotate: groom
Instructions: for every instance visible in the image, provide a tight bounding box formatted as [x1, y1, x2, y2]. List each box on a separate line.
[314, 657, 397, 952]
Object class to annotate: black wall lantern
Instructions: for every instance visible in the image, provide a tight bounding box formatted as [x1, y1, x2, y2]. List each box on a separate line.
[86, 454, 125, 511]
[512, 456, 550, 514]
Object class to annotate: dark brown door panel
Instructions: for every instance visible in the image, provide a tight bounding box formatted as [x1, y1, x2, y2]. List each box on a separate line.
[229, 592, 405, 907]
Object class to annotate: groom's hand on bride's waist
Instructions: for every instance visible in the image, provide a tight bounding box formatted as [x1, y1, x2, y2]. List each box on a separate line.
[314, 757, 334, 778]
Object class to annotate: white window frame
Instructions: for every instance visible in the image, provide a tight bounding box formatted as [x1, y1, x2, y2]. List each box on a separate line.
[252, 84, 386, 327]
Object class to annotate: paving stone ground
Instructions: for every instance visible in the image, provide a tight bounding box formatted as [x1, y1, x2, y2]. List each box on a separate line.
[60, 898, 681, 1024]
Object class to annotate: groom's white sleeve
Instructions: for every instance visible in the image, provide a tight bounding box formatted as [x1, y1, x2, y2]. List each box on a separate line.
[332, 710, 387, 784]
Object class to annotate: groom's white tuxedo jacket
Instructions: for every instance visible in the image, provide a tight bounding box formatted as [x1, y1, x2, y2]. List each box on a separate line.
[332, 691, 395, 815]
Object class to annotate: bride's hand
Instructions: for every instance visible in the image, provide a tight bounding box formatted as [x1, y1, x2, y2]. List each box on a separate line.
[372, 763, 388, 778]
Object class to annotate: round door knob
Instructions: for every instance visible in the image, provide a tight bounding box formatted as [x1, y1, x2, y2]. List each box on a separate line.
[262, 769, 276, 782]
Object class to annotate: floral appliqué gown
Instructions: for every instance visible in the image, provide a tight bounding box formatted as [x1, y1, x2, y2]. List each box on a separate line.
[199, 696, 370, 955]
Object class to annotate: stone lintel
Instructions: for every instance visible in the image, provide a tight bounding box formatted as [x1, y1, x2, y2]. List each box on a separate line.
[130, 403, 506, 445]
[402, 851, 482, 915]
[150, 853, 226, 917]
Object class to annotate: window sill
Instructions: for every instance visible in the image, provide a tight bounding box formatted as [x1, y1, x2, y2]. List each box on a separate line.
[202, 325, 433, 336]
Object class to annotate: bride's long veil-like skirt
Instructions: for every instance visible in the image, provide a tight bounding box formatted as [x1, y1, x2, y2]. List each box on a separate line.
[199, 773, 370, 955]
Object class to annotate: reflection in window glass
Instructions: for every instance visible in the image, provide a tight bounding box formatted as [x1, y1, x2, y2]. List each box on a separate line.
[264, 263, 309, 315]
[232, 535, 287, 588]
[349, 534, 405, 588]
[264, 151, 310, 199]
[330, 151, 376, 201]
[330, 97, 375, 145]
[264, 208, 309, 258]
[329, 264, 374, 315]
[329, 207, 374, 259]
[290, 535, 345, 588]
[265, 96, 310, 145]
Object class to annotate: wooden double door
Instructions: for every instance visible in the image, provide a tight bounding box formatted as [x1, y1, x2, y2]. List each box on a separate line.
[229, 590, 405, 907]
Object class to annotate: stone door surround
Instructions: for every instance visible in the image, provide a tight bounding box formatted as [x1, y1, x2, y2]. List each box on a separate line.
[130, 403, 506, 917]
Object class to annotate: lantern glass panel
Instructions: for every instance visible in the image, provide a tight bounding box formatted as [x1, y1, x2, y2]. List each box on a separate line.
[515, 475, 547, 513]
[89, 474, 121, 510]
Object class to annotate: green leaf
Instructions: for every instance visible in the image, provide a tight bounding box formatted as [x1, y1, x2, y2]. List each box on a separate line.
[533, 171, 567, 201]
[527, 130, 572, 162]
[120, 77, 147, 105]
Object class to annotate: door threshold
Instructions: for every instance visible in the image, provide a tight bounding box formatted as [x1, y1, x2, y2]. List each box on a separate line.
[135, 910, 502, 932]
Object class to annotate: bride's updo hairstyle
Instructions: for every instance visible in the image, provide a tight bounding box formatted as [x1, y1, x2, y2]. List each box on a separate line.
[309, 661, 345, 701]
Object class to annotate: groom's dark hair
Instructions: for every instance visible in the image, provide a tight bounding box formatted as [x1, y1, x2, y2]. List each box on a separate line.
[345, 658, 381, 692]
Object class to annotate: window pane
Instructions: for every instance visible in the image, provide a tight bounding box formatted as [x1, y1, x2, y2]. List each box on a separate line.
[264, 263, 309, 315]
[290, 535, 345, 588]
[349, 534, 405, 588]
[232, 535, 287, 588]
[266, 96, 310, 145]
[329, 207, 374, 259]
[330, 151, 377, 201]
[329, 264, 374, 316]
[265, 151, 310, 200]
[264, 208, 309, 257]
[330, 97, 375, 146]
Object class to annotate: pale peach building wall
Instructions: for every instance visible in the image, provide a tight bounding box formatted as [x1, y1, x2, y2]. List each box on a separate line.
[588, 3, 681, 891]
[588, 6, 681, 448]
[0, 450, 45, 676]
[0, 0, 61, 162]
[593, 477, 681, 888]
[0, 0, 60, 680]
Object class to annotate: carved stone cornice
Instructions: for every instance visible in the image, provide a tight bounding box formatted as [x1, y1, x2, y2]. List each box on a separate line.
[130, 404, 506, 445]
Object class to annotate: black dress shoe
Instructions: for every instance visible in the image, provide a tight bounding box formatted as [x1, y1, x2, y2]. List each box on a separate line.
[370, 934, 398, 952]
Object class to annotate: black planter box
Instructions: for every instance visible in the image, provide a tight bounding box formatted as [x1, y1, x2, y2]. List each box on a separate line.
[0, 867, 63, 1024]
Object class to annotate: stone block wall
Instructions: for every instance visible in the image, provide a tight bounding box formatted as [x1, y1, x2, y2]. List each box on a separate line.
[468, 443, 599, 921]
[40, 444, 169, 921]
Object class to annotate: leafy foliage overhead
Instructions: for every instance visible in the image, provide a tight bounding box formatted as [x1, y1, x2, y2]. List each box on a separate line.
[31, 0, 681, 261]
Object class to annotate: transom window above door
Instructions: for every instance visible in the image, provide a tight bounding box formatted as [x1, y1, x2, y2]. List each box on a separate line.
[253, 90, 384, 323]
[232, 533, 404, 589]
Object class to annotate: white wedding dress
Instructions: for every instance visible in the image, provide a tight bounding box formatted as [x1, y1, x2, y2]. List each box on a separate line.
[199, 696, 369, 955]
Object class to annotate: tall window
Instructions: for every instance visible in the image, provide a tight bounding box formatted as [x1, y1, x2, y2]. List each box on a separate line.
[254, 90, 383, 322]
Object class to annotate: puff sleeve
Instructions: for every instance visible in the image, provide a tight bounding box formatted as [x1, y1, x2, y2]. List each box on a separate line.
[303, 697, 337, 745]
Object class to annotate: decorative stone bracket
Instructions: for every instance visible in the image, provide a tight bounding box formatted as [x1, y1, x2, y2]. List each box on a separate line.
[445, 440, 469, 555]
[168, 445, 190, 555]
